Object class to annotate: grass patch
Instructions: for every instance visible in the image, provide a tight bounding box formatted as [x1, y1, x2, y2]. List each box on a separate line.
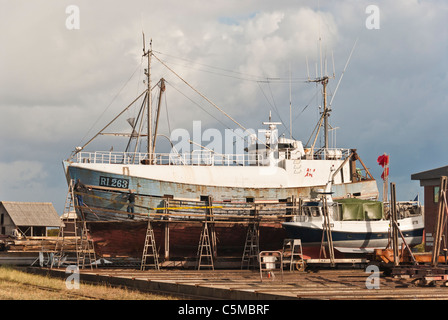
[0, 266, 179, 300]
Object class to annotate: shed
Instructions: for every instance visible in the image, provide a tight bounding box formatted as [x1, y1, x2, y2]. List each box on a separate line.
[0, 202, 60, 237]
[411, 166, 448, 251]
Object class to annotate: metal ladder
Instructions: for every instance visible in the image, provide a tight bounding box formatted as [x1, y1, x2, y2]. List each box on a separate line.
[141, 220, 160, 270]
[197, 222, 214, 270]
[282, 239, 305, 271]
[241, 222, 260, 269]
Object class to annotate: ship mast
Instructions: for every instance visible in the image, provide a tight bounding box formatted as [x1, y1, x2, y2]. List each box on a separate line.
[309, 75, 330, 152]
[322, 76, 329, 150]
[143, 34, 153, 162]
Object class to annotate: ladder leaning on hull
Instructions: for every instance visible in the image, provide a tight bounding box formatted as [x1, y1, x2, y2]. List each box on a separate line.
[51, 179, 97, 269]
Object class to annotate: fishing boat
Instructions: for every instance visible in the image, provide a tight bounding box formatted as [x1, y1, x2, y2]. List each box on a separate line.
[280, 164, 424, 258]
[62, 38, 382, 261]
[282, 194, 424, 256]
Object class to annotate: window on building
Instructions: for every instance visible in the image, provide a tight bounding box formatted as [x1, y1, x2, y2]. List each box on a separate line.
[435, 186, 440, 203]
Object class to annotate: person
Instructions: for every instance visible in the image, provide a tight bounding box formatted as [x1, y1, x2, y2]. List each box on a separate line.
[74, 179, 88, 207]
[127, 190, 135, 219]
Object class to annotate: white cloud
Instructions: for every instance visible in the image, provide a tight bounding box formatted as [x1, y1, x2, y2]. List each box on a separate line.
[0, 160, 47, 193]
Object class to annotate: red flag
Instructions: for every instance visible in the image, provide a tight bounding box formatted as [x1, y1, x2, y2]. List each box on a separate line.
[377, 154, 389, 168]
[378, 154, 389, 180]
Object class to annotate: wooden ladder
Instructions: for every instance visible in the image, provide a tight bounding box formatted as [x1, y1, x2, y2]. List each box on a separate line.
[77, 220, 97, 269]
[52, 179, 77, 268]
[319, 195, 335, 267]
[141, 220, 160, 270]
[51, 218, 77, 268]
[197, 222, 214, 270]
[52, 179, 96, 269]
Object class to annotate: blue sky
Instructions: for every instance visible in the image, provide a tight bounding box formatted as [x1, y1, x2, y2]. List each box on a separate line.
[0, 0, 447, 213]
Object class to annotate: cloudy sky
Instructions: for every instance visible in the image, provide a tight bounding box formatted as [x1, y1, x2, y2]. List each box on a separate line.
[0, 0, 447, 214]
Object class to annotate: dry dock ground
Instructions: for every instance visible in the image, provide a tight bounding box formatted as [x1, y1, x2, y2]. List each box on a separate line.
[26, 266, 448, 300]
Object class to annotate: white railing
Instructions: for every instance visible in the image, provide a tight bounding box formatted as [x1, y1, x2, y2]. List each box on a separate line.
[74, 151, 266, 167]
[311, 148, 351, 160]
[74, 148, 351, 166]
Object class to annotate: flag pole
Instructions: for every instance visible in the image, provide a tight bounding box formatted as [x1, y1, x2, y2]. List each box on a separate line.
[383, 161, 388, 202]
[377, 153, 389, 202]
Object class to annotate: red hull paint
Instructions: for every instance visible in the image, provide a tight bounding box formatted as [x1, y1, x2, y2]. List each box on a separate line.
[88, 221, 288, 259]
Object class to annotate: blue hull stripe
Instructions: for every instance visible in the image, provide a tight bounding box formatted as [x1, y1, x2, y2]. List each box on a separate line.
[282, 224, 424, 247]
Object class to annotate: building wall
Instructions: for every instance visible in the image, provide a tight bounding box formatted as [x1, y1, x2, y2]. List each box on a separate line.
[17, 226, 47, 237]
[0, 206, 49, 237]
[0, 206, 16, 236]
[424, 184, 448, 252]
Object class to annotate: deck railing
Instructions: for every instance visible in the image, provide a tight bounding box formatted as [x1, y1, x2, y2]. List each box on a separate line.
[74, 151, 266, 166]
[310, 148, 351, 160]
[73, 147, 352, 166]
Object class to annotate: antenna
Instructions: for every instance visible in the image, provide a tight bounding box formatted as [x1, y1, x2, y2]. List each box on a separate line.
[317, 0, 323, 78]
[324, 53, 328, 78]
[331, 50, 336, 79]
[306, 56, 310, 80]
[289, 64, 292, 139]
[328, 38, 358, 108]
[319, 36, 323, 78]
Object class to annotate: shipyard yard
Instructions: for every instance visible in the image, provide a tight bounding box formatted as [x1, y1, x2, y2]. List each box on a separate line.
[21, 265, 448, 301]
[1, 1, 447, 311]
[0, 264, 443, 319]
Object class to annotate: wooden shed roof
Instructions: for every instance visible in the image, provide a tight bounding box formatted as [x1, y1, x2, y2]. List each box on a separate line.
[0, 201, 60, 227]
[411, 166, 448, 180]
[411, 166, 448, 186]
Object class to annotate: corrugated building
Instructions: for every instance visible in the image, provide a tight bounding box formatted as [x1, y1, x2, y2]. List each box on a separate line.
[411, 166, 448, 251]
[0, 201, 60, 237]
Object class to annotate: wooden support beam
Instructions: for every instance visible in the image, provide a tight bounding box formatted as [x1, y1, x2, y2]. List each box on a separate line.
[390, 182, 399, 267]
[164, 198, 170, 261]
[432, 176, 448, 267]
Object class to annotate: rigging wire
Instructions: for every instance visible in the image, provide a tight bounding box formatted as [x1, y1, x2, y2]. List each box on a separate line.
[164, 90, 171, 137]
[256, 81, 290, 135]
[153, 50, 308, 84]
[328, 38, 358, 109]
[76, 41, 347, 154]
[165, 80, 234, 132]
[164, 80, 249, 145]
[72, 89, 147, 157]
[152, 52, 267, 148]
[267, 81, 290, 133]
[277, 88, 320, 140]
[154, 50, 264, 82]
[154, 50, 311, 144]
[77, 59, 144, 147]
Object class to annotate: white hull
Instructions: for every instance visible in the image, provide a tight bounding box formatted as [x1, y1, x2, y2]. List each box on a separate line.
[283, 215, 424, 253]
[65, 150, 379, 204]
